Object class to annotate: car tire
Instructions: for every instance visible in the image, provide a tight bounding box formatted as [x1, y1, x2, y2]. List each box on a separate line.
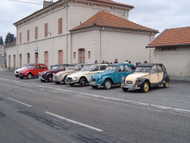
[47, 74, 53, 82]
[91, 86, 97, 89]
[142, 81, 150, 93]
[122, 88, 128, 92]
[104, 79, 112, 90]
[79, 77, 88, 87]
[163, 81, 169, 88]
[27, 73, 33, 79]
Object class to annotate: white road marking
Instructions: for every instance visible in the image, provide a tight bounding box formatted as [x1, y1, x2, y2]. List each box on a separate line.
[7, 97, 32, 108]
[1, 77, 190, 114]
[45, 111, 103, 132]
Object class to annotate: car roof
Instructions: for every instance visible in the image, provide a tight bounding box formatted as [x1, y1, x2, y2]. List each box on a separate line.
[137, 63, 164, 67]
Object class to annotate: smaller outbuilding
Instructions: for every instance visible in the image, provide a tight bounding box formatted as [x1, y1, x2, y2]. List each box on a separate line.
[147, 27, 190, 79]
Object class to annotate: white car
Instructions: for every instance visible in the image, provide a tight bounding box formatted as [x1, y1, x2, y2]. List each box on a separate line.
[65, 64, 108, 86]
[53, 65, 83, 84]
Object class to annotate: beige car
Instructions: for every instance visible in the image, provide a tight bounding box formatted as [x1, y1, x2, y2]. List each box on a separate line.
[53, 65, 83, 84]
[65, 64, 108, 86]
[121, 64, 170, 92]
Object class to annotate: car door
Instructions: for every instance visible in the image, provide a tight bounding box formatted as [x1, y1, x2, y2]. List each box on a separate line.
[115, 65, 126, 84]
[150, 65, 159, 84]
[157, 65, 164, 82]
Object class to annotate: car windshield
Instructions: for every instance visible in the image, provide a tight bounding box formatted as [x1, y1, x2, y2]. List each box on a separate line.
[135, 66, 152, 73]
[65, 65, 77, 70]
[51, 65, 64, 70]
[25, 65, 35, 69]
[81, 65, 97, 71]
[106, 65, 118, 71]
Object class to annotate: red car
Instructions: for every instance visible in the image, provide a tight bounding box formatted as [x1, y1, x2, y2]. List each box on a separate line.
[18, 64, 48, 79]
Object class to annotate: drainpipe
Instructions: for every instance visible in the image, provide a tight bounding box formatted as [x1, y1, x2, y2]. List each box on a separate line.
[66, 3, 69, 64]
[99, 27, 103, 63]
[148, 33, 153, 63]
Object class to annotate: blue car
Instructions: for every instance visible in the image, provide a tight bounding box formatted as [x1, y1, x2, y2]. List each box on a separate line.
[90, 63, 135, 89]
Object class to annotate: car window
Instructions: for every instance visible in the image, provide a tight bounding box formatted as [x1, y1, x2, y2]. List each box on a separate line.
[119, 65, 124, 72]
[36, 65, 40, 69]
[40, 65, 47, 69]
[124, 65, 131, 72]
[100, 65, 107, 70]
[151, 65, 158, 73]
[157, 65, 163, 72]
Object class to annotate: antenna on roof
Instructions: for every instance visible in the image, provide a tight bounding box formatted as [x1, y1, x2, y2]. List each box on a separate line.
[8, 0, 42, 5]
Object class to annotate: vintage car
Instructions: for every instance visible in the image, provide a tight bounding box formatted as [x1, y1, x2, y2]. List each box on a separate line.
[18, 64, 48, 79]
[39, 64, 70, 82]
[53, 64, 83, 84]
[121, 63, 170, 92]
[65, 64, 108, 86]
[90, 63, 135, 89]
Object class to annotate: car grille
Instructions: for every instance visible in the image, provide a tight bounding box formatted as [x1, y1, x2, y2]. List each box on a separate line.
[126, 81, 133, 84]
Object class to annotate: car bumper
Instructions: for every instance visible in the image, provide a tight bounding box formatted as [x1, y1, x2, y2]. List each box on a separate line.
[39, 75, 46, 81]
[65, 78, 78, 85]
[89, 81, 103, 88]
[121, 83, 141, 90]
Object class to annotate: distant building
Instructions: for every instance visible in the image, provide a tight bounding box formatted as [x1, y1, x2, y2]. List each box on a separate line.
[147, 26, 190, 79]
[6, 0, 157, 69]
[0, 45, 5, 69]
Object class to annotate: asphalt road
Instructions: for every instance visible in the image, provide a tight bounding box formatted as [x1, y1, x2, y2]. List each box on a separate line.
[0, 71, 190, 143]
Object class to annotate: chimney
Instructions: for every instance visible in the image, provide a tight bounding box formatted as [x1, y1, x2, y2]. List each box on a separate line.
[43, 0, 53, 8]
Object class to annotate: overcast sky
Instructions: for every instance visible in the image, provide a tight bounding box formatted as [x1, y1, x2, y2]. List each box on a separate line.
[0, 0, 190, 39]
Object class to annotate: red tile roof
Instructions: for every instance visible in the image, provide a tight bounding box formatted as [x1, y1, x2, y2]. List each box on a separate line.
[148, 27, 190, 48]
[71, 11, 158, 33]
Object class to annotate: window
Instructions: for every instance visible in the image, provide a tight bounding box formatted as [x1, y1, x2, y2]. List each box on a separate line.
[8, 55, 11, 68]
[44, 51, 49, 66]
[19, 32, 22, 44]
[35, 26, 38, 40]
[88, 51, 91, 59]
[78, 48, 85, 64]
[27, 30, 30, 42]
[44, 23, 48, 37]
[73, 52, 76, 59]
[58, 18, 63, 34]
[19, 54, 22, 67]
[58, 50, 64, 64]
[13, 55, 16, 69]
[35, 53, 38, 64]
[27, 53, 30, 64]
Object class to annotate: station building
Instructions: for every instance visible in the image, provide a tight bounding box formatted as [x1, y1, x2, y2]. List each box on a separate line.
[6, 0, 158, 69]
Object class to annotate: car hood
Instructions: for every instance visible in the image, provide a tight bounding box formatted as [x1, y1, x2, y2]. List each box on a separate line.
[92, 70, 115, 79]
[126, 72, 149, 81]
[55, 70, 75, 76]
[68, 71, 101, 78]
[15, 67, 27, 73]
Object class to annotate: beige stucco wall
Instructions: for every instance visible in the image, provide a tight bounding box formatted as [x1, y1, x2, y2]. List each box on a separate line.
[71, 29, 154, 64]
[101, 30, 154, 63]
[152, 47, 190, 78]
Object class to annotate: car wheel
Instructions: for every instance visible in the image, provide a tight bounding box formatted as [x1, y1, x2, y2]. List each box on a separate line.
[122, 88, 128, 92]
[91, 86, 97, 89]
[27, 73, 33, 79]
[47, 74, 53, 82]
[163, 81, 169, 88]
[142, 81, 150, 93]
[104, 79, 112, 90]
[79, 77, 88, 87]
